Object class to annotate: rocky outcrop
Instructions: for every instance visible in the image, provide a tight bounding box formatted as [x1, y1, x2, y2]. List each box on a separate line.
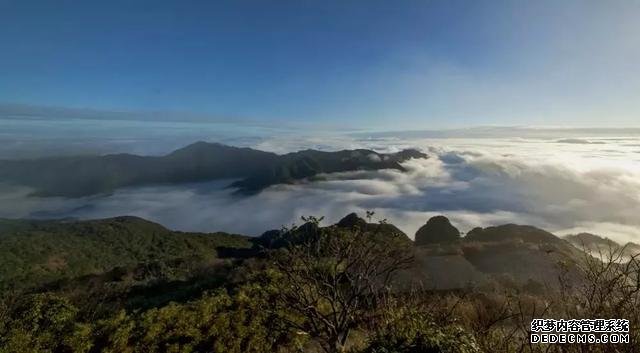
[414, 216, 461, 245]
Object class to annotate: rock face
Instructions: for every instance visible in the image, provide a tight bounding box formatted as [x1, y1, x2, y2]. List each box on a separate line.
[414, 216, 460, 245]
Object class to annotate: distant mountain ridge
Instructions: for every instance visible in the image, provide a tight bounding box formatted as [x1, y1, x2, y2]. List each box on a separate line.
[565, 232, 640, 259]
[0, 141, 427, 197]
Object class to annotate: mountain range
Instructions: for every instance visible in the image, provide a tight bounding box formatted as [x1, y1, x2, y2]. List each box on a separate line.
[3, 212, 629, 294]
[0, 142, 427, 197]
[2, 212, 638, 352]
[564, 232, 640, 259]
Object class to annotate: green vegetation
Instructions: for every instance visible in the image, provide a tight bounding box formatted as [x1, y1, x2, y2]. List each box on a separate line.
[1, 213, 638, 352]
[363, 298, 481, 353]
[0, 216, 252, 290]
[0, 287, 290, 353]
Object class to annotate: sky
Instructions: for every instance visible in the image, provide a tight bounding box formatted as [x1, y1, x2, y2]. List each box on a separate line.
[1, 0, 640, 129]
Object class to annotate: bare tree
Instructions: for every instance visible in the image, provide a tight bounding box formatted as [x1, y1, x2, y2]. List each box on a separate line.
[268, 214, 413, 353]
[480, 245, 640, 353]
[552, 245, 640, 352]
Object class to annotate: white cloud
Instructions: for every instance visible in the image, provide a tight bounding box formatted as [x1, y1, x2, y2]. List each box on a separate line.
[1, 132, 639, 244]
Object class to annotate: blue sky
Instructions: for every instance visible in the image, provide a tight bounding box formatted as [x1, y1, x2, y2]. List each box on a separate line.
[1, 0, 639, 129]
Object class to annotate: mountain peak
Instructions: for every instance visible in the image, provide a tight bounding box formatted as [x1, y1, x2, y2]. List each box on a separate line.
[336, 213, 367, 229]
[167, 141, 229, 155]
[565, 232, 619, 248]
[414, 215, 460, 245]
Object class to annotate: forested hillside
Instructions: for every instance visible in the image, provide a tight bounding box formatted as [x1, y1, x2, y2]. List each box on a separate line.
[0, 216, 251, 290]
[1, 214, 638, 353]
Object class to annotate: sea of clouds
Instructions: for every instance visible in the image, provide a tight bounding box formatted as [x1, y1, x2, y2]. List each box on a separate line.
[1, 119, 639, 243]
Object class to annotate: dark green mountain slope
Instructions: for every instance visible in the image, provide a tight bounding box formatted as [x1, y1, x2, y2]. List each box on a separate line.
[231, 148, 427, 194]
[0, 142, 279, 197]
[0, 142, 427, 197]
[0, 216, 252, 290]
